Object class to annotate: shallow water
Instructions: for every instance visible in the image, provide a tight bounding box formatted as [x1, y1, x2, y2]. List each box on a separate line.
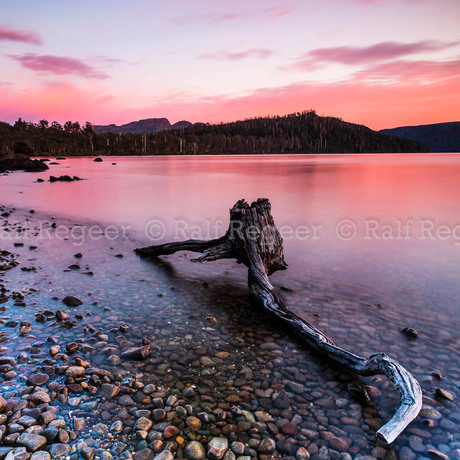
[0, 154, 459, 458]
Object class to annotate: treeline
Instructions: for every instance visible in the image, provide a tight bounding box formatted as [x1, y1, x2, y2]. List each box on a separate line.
[0, 111, 429, 157]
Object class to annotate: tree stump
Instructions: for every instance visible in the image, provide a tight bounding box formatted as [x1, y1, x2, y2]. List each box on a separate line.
[135, 198, 422, 443]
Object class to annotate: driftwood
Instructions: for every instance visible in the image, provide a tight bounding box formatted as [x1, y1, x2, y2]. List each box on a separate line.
[135, 198, 422, 444]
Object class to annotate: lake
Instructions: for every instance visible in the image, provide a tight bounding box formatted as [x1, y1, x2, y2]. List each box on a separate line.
[0, 154, 459, 459]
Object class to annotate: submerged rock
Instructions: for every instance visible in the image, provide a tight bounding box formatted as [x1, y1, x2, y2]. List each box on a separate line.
[62, 295, 82, 307]
[122, 345, 150, 361]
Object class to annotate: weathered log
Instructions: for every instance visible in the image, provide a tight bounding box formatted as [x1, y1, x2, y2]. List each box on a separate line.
[135, 198, 422, 443]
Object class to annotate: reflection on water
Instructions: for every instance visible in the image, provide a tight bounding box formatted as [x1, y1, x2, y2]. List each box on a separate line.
[0, 154, 459, 458]
[1, 154, 459, 322]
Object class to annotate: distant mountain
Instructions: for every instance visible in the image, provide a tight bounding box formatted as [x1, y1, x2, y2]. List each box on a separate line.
[94, 118, 192, 134]
[380, 122, 460, 153]
[171, 120, 193, 130]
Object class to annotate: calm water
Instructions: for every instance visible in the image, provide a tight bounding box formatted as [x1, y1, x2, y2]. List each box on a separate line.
[1, 154, 459, 320]
[1, 154, 459, 457]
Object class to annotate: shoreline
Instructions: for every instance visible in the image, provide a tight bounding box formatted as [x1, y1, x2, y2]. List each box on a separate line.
[0, 196, 458, 459]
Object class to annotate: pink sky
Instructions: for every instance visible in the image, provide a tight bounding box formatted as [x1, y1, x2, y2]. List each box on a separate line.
[1, 0, 459, 130]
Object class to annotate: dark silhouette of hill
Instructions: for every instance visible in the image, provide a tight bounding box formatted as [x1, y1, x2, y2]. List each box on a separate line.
[1, 111, 428, 157]
[380, 122, 460, 153]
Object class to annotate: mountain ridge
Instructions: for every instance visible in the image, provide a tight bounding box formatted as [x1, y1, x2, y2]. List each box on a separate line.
[94, 118, 193, 134]
[379, 121, 460, 153]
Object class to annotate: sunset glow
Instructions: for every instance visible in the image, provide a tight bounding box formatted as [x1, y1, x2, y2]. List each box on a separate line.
[1, 0, 459, 129]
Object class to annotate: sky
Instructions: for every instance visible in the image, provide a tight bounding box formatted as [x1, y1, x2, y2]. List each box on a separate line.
[1, 0, 459, 130]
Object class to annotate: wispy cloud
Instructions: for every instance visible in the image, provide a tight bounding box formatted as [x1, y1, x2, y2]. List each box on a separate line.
[0, 26, 42, 45]
[355, 58, 460, 84]
[199, 48, 274, 61]
[8, 54, 109, 79]
[174, 5, 293, 26]
[291, 41, 459, 69]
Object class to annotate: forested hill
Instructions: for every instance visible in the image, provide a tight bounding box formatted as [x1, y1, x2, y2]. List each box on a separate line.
[380, 122, 460, 153]
[0, 111, 429, 157]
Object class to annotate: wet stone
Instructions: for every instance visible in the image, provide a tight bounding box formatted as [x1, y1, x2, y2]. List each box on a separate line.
[277, 440, 298, 456]
[122, 345, 150, 361]
[100, 383, 120, 399]
[184, 441, 206, 460]
[164, 425, 179, 439]
[435, 388, 454, 401]
[26, 373, 49, 387]
[135, 417, 152, 432]
[258, 439, 276, 455]
[30, 452, 51, 460]
[296, 447, 311, 460]
[207, 437, 229, 460]
[81, 447, 95, 460]
[110, 420, 123, 433]
[230, 442, 245, 455]
[153, 451, 173, 460]
[62, 295, 82, 307]
[186, 416, 201, 432]
[17, 433, 47, 452]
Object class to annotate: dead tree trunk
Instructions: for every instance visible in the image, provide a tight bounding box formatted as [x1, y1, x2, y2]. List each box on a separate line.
[135, 198, 422, 444]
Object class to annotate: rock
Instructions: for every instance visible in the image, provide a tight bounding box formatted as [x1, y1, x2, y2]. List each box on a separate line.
[94, 157, 103, 162]
[200, 356, 215, 367]
[135, 417, 152, 432]
[26, 374, 49, 386]
[184, 441, 206, 460]
[230, 442, 245, 455]
[186, 416, 202, 432]
[110, 420, 123, 433]
[81, 447, 95, 460]
[207, 438, 228, 460]
[122, 345, 150, 361]
[0, 396, 7, 412]
[30, 452, 51, 460]
[100, 383, 120, 399]
[401, 327, 418, 338]
[48, 444, 70, 458]
[296, 447, 311, 460]
[28, 392, 50, 404]
[152, 409, 165, 422]
[182, 387, 195, 398]
[62, 295, 82, 307]
[163, 426, 179, 439]
[398, 446, 416, 460]
[274, 391, 290, 409]
[38, 411, 56, 425]
[93, 423, 109, 436]
[153, 451, 173, 460]
[5, 447, 30, 460]
[419, 407, 442, 419]
[17, 433, 47, 452]
[17, 416, 37, 428]
[328, 436, 348, 452]
[65, 366, 85, 378]
[435, 388, 454, 401]
[347, 383, 370, 402]
[427, 449, 449, 460]
[258, 439, 276, 455]
[55, 310, 69, 321]
[281, 422, 298, 435]
[277, 440, 297, 456]
[73, 417, 85, 431]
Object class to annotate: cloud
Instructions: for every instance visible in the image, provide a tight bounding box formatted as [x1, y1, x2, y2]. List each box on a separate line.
[8, 54, 109, 79]
[174, 5, 292, 26]
[199, 48, 274, 61]
[0, 26, 41, 45]
[293, 41, 458, 69]
[354, 58, 460, 84]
